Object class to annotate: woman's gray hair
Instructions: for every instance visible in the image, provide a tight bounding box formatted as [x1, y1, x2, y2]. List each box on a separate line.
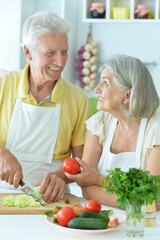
[104, 54, 159, 119]
[22, 11, 70, 50]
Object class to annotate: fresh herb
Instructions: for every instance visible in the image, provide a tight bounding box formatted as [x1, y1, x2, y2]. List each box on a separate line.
[43, 210, 55, 216]
[43, 206, 62, 216]
[101, 168, 160, 225]
[53, 217, 57, 223]
[101, 168, 160, 209]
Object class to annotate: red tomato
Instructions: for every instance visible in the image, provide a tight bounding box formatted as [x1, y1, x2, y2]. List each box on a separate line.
[85, 199, 101, 213]
[57, 206, 76, 227]
[63, 157, 80, 174]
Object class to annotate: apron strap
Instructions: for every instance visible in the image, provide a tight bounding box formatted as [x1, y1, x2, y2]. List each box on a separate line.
[135, 118, 148, 168]
[106, 117, 118, 150]
[98, 117, 117, 162]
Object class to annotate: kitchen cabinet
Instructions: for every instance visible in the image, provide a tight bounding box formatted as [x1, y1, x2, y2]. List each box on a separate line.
[83, 0, 160, 22]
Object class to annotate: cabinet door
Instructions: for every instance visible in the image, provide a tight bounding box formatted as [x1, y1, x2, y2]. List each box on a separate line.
[83, 0, 160, 21]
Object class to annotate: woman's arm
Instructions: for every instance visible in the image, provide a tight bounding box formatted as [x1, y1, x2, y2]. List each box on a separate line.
[82, 129, 102, 168]
[65, 130, 102, 185]
[147, 145, 160, 210]
[147, 145, 160, 175]
[66, 130, 119, 207]
[82, 185, 118, 208]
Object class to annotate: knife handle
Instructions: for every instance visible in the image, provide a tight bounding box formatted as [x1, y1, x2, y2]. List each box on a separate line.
[19, 179, 25, 186]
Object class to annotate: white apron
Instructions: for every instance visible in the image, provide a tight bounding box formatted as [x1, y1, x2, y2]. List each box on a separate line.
[0, 98, 69, 192]
[98, 118, 147, 176]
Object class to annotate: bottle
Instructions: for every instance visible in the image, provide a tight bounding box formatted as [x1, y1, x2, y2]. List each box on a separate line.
[145, 201, 156, 227]
[89, 2, 105, 19]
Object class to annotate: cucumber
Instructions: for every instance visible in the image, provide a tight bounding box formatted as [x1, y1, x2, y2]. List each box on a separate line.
[79, 211, 109, 223]
[68, 217, 107, 230]
[100, 210, 113, 217]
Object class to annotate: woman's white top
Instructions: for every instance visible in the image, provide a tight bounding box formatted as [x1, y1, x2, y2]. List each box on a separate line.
[85, 108, 160, 174]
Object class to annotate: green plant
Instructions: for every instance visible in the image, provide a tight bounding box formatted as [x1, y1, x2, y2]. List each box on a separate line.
[101, 168, 160, 224]
[102, 168, 160, 209]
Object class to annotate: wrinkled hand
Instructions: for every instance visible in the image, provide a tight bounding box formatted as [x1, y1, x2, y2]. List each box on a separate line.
[0, 147, 23, 188]
[38, 169, 68, 203]
[65, 158, 101, 187]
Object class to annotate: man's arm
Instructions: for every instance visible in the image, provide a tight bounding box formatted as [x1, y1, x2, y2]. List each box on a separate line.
[0, 146, 23, 188]
[71, 145, 84, 159]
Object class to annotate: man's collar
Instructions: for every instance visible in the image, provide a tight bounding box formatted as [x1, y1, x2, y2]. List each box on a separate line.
[50, 76, 64, 104]
[17, 63, 30, 98]
[17, 63, 64, 104]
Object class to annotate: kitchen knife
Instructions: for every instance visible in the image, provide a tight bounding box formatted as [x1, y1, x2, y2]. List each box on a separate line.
[19, 180, 47, 206]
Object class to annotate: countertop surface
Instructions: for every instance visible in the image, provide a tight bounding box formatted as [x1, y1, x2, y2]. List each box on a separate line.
[0, 193, 160, 240]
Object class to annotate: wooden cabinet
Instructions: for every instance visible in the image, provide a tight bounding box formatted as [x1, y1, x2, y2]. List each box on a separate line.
[83, 0, 160, 22]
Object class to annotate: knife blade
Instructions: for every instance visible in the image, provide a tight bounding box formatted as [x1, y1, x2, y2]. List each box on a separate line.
[19, 180, 47, 206]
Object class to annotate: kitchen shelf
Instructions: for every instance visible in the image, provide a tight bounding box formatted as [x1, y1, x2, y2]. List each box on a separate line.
[83, 0, 160, 23]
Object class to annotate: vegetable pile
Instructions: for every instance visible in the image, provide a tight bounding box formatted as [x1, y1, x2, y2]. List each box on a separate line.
[2, 186, 45, 208]
[75, 25, 98, 91]
[44, 199, 119, 230]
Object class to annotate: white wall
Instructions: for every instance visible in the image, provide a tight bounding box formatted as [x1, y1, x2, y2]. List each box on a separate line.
[0, 0, 21, 71]
[0, 0, 160, 96]
[75, 0, 160, 96]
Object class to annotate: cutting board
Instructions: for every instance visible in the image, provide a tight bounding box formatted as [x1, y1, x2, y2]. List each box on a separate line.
[0, 193, 81, 214]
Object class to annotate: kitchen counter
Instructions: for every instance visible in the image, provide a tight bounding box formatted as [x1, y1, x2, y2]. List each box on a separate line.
[0, 196, 160, 240]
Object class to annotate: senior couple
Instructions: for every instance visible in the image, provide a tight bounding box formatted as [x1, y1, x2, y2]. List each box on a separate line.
[0, 12, 160, 209]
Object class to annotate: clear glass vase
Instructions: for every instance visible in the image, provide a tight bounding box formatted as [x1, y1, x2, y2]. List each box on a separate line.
[126, 202, 146, 238]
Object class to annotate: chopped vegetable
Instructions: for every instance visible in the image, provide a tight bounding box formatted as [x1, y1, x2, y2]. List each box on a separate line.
[43, 206, 62, 216]
[108, 218, 119, 228]
[73, 206, 86, 215]
[53, 217, 57, 223]
[101, 210, 113, 217]
[2, 194, 41, 208]
[2, 195, 15, 207]
[43, 210, 55, 216]
[15, 195, 41, 208]
[32, 186, 44, 198]
[2, 187, 47, 208]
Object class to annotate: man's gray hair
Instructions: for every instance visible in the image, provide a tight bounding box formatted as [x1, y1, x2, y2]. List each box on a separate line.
[104, 54, 159, 119]
[22, 11, 70, 50]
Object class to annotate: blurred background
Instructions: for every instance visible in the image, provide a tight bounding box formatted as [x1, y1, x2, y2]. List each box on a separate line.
[0, 0, 160, 97]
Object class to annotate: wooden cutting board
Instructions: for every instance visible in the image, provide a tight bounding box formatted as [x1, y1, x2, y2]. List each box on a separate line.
[0, 193, 81, 214]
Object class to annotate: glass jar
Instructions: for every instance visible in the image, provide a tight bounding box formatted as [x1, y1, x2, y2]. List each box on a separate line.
[145, 201, 156, 227]
[89, 2, 105, 18]
[126, 202, 146, 238]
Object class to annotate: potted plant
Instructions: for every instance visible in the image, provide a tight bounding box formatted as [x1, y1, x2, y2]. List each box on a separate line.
[101, 168, 160, 237]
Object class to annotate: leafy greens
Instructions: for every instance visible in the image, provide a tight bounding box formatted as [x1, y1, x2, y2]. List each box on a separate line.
[101, 168, 160, 210]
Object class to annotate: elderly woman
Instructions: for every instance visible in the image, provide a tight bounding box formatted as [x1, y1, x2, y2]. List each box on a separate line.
[0, 12, 92, 202]
[66, 54, 160, 209]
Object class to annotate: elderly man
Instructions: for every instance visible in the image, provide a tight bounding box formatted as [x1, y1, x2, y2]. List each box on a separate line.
[0, 12, 92, 202]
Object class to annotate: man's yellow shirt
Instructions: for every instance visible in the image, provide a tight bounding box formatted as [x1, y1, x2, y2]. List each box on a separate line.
[0, 64, 92, 160]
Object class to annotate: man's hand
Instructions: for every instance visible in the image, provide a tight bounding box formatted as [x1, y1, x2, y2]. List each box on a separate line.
[38, 169, 69, 203]
[0, 147, 23, 188]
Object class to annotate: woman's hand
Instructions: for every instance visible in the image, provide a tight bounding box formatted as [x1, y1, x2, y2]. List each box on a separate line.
[0, 147, 23, 188]
[64, 158, 105, 187]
